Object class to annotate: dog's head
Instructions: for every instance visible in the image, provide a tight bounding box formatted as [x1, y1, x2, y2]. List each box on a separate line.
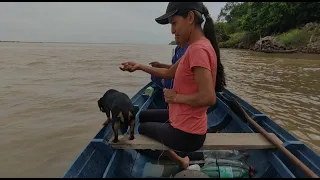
[97, 98, 105, 112]
[98, 89, 119, 112]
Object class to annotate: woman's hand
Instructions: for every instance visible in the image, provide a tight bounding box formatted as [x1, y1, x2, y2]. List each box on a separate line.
[163, 88, 177, 104]
[119, 61, 141, 72]
[149, 61, 161, 68]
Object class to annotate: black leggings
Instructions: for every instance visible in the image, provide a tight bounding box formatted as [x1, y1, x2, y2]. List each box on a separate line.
[138, 109, 206, 153]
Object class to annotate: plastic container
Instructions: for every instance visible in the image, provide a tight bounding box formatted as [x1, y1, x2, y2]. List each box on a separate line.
[204, 158, 250, 171]
[187, 164, 201, 171]
[200, 164, 250, 178]
[145, 86, 154, 96]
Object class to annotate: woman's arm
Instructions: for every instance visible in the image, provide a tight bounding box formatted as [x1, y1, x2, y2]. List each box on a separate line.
[175, 66, 216, 107]
[138, 60, 180, 79]
[150, 61, 173, 69]
[158, 63, 173, 69]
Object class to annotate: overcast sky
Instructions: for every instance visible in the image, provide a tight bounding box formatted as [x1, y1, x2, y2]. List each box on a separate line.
[0, 2, 226, 44]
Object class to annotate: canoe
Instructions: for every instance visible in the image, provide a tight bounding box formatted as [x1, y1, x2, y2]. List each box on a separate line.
[62, 82, 320, 178]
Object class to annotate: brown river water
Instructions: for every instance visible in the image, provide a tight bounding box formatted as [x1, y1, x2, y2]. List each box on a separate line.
[0, 42, 319, 177]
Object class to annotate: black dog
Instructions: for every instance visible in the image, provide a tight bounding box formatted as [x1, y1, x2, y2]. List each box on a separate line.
[98, 89, 137, 143]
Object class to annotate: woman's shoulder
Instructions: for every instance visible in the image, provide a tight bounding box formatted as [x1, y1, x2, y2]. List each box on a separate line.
[189, 37, 210, 48]
[189, 38, 214, 54]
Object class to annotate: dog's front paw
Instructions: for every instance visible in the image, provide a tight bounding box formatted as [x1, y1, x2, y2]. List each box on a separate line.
[129, 135, 135, 140]
[112, 138, 119, 143]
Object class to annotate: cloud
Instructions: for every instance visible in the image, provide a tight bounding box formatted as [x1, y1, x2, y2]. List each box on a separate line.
[0, 2, 226, 44]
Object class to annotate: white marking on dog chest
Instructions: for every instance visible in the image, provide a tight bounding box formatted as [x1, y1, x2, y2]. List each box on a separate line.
[128, 111, 133, 120]
[118, 111, 124, 122]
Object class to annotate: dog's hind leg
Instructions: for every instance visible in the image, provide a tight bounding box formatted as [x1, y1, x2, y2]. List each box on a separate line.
[129, 119, 135, 140]
[112, 120, 120, 143]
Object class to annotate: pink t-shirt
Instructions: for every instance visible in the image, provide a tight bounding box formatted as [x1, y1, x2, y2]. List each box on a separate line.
[169, 38, 217, 135]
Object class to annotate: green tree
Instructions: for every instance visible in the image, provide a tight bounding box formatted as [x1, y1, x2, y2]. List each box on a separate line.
[240, 2, 320, 36]
[215, 22, 230, 42]
[169, 40, 176, 45]
[217, 2, 249, 34]
[217, 2, 320, 37]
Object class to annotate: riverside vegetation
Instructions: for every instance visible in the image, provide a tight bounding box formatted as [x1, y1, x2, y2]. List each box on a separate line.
[169, 2, 320, 54]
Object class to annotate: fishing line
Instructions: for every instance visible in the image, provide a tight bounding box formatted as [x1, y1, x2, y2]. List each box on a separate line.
[157, 119, 169, 165]
[156, 118, 188, 165]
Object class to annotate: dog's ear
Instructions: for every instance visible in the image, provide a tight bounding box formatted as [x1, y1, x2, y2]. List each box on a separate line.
[97, 99, 104, 112]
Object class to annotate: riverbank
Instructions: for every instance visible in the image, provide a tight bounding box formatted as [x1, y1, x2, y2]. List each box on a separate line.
[219, 22, 320, 54]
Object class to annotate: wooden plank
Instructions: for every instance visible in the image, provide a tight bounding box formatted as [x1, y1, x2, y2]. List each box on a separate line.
[109, 133, 283, 150]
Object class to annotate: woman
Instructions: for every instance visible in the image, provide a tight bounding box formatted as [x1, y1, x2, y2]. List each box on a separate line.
[119, 2, 226, 169]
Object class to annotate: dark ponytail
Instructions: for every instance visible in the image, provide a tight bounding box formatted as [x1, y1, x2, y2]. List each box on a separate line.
[201, 5, 226, 92]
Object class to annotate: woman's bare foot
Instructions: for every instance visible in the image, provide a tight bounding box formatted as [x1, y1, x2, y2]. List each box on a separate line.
[180, 156, 190, 169]
[165, 150, 190, 169]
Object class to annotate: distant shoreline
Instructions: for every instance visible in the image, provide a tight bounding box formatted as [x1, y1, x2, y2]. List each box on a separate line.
[0, 41, 171, 45]
[0, 41, 128, 44]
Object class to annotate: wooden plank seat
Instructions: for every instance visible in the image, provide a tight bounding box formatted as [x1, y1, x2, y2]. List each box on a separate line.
[109, 133, 282, 150]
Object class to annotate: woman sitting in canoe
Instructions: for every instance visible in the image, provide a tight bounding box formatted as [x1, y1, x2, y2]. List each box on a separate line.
[119, 2, 226, 169]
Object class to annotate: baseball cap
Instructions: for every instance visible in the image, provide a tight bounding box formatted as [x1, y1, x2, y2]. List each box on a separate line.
[155, 2, 204, 25]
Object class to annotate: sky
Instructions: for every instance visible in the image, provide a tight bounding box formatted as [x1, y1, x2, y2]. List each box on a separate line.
[0, 2, 226, 45]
